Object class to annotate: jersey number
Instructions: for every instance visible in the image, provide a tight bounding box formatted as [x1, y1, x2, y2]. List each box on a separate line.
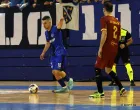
[113, 26, 118, 39]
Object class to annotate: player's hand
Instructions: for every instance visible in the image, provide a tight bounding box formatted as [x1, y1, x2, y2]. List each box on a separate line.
[44, 2, 50, 5]
[98, 48, 102, 58]
[50, 2, 53, 5]
[94, 0, 98, 2]
[17, 4, 20, 7]
[120, 44, 125, 49]
[60, 17, 64, 22]
[101, 0, 105, 4]
[7, 4, 10, 8]
[87, 0, 91, 3]
[56, 0, 62, 3]
[40, 53, 45, 60]
[32, 3, 36, 8]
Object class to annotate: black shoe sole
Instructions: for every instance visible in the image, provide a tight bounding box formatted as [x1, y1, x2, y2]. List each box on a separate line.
[120, 90, 127, 97]
[89, 96, 105, 98]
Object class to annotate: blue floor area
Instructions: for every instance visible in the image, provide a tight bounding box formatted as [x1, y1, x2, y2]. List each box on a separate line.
[0, 86, 139, 91]
[0, 103, 139, 110]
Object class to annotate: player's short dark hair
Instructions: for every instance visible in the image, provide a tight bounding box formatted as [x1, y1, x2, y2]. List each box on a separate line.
[104, 1, 113, 12]
[42, 16, 51, 21]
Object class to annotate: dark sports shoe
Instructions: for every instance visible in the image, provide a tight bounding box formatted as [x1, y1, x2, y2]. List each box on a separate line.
[108, 81, 117, 86]
[130, 80, 136, 86]
[120, 88, 127, 96]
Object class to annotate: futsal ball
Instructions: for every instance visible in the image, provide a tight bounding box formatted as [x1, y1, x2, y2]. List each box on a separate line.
[28, 84, 39, 94]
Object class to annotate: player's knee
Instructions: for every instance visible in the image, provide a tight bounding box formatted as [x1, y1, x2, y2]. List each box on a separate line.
[55, 75, 62, 80]
[95, 68, 101, 78]
[52, 70, 59, 76]
[52, 70, 62, 80]
[113, 63, 117, 66]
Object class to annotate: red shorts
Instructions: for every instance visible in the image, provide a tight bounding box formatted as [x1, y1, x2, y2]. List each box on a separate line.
[95, 51, 117, 69]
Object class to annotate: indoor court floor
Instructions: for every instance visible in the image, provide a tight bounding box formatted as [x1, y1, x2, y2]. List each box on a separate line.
[0, 81, 139, 110]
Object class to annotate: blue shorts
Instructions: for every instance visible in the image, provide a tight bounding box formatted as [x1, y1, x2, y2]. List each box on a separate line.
[50, 55, 67, 71]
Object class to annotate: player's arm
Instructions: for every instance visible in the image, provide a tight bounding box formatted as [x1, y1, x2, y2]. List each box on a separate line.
[42, 42, 50, 54]
[99, 30, 107, 50]
[120, 31, 133, 49]
[57, 18, 64, 29]
[126, 32, 133, 46]
[126, 37, 133, 46]
[98, 17, 107, 58]
[40, 41, 50, 60]
[40, 32, 51, 60]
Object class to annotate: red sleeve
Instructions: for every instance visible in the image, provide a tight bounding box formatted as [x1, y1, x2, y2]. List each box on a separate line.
[100, 17, 107, 31]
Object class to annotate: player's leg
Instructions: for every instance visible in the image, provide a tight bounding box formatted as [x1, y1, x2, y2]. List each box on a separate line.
[50, 56, 69, 93]
[109, 52, 120, 86]
[108, 63, 117, 86]
[55, 70, 73, 90]
[105, 67, 126, 96]
[105, 55, 127, 97]
[121, 48, 135, 86]
[52, 70, 69, 93]
[112, 63, 117, 73]
[51, 56, 73, 93]
[89, 57, 105, 98]
[58, 56, 73, 90]
[112, 50, 121, 74]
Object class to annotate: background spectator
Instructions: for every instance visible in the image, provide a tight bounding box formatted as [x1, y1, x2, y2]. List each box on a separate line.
[9, 0, 23, 7]
[32, 0, 54, 8]
[56, 0, 73, 3]
[0, 0, 10, 8]
[17, 0, 29, 11]
[44, 0, 54, 6]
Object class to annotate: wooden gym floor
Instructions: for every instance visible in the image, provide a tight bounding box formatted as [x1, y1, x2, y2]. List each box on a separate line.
[0, 81, 139, 110]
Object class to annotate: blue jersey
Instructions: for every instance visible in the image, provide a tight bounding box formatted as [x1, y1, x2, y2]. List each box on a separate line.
[45, 25, 67, 56]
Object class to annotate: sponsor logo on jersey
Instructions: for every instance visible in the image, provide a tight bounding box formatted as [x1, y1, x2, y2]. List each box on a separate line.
[50, 38, 55, 43]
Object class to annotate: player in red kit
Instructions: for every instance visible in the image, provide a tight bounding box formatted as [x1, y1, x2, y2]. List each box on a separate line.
[89, 1, 126, 98]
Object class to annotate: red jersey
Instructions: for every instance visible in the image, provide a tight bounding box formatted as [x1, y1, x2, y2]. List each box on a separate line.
[100, 16, 121, 53]
[95, 16, 121, 69]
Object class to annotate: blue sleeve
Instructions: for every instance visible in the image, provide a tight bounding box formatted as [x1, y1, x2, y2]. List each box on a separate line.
[45, 31, 50, 42]
[53, 26, 60, 34]
[53, 26, 58, 33]
[51, 26, 57, 37]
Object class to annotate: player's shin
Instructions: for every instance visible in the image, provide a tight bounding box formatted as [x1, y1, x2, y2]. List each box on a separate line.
[55, 75, 67, 87]
[125, 63, 134, 81]
[56, 70, 73, 90]
[61, 71, 70, 82]
[109, 71, 123, 90]
[52, 70, 70, 93]
[60, 71, 74, 90]
[112, 64, 117, 74]
[95, 68, 103, 93]
[52, 70, 66, 88]
[110, 64, 117, 83]
[57, 78, 67, 88]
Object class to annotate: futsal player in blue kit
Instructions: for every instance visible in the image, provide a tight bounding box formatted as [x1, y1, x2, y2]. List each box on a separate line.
[40, 16, 73, 93]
